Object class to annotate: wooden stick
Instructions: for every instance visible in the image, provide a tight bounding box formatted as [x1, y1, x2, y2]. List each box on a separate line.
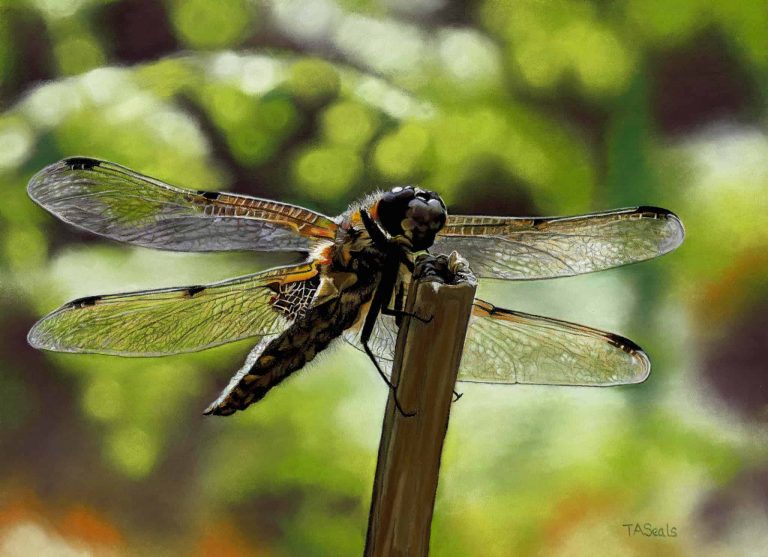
[365, 252, 477, 557]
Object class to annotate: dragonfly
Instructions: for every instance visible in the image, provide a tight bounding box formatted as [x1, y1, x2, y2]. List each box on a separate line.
[27, 157, 684, 416]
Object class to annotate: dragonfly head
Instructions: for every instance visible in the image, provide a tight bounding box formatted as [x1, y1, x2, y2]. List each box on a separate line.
[377, 186, 447, 251]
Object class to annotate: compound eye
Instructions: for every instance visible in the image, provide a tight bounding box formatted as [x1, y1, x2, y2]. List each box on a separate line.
[378, 186, 415, 236]
[405, 193, 447, 250]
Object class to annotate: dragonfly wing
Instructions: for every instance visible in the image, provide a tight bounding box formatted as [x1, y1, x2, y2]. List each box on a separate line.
[28, 262, 320, 356]
[458, 299, 650, 386]
[342, 299, 648, 386]
[432, 207, 684, 280]
[342, 312, 397, 376]
[28, 158, 337, 252]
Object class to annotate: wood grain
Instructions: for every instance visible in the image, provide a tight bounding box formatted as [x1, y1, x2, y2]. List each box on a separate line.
[365, 253, 477, 557]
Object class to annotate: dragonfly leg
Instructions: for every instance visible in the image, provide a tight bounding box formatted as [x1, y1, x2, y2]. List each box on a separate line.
[393, 281, 405, 327]
[382, 280, 433, 324]
[381, 306, 433, 324]
[361, 250, 417, 417]
[391, 267, 456, 403]
[399, 251, 415, 272]
[360, 208, 388, 249]
[362, 340, 415, 417]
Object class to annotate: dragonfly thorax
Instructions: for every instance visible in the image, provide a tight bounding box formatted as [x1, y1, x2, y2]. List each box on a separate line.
[377, 186, 447, 251]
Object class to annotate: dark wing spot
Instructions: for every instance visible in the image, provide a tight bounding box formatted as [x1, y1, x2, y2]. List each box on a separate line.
[197, 190, 220, 200]
[530, 217, 546, 227]
[635, 206, 677, 219]
[69, 295, 101, 308]
[606, 332, 644, 354]
[63, 157, 101, 171]
[186, 285, 206, 297]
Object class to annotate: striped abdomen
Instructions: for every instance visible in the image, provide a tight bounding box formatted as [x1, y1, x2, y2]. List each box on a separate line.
[205, 282, 375, 416]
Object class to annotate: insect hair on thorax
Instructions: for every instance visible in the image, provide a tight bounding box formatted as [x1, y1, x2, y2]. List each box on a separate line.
[337, 190, 386, 230]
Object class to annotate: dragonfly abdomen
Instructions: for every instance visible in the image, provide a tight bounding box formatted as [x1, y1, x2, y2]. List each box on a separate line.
[205, 280, 376, 416]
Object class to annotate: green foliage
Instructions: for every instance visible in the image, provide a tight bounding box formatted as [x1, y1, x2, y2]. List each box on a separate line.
[373, 122, 429, 182]
[170, 0, 254, 49]
[288, 58, 341, 106]
[294, 144, 363, 200]
[321, 100, 379, 150]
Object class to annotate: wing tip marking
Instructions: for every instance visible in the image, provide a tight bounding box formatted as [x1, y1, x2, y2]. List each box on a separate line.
[62, 157, 101, 171]
[606, 332, 651, 383]
[68, 295, 102, 308]
[472, 299, 652, 385]
[635, 205, 674, 218]
[28, 157, 103, 205]
[634, 206, 685, 253]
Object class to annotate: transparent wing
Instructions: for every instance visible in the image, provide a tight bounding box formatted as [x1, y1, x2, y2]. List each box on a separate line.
[28, 157, 338, 252]
[432, 207, 684, 280]
[342, 312, 398, 376]
[459, 299, 650, 386]
[28, 262, 320, 356]
[342, 299, 650, 386]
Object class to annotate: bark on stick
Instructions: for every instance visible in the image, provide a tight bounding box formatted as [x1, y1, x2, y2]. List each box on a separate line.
[365, 252, 477, 557]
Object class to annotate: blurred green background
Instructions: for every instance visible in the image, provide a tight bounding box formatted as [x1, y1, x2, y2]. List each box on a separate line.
[0, 0, 767, 555]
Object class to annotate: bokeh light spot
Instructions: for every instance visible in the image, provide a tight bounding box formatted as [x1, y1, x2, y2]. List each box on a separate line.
[559, 22, 632, 94]
[288, 58, 341, 105]
[55, 35, 105, 76]
[258, 97, 299, 135]
[240, 55, 283, 94]
[203, 85, 256, 129]
[438, 29, 502, 88]
[627, 0, 703, 45]
[136, 58, 198, 98]
[83, 377, 124, 422]
[21, 81, 84, 128]
[334, 14, 426, 76]
[29, 0, 86, 19]
[321, 101, 379, 149]
[374, 123, 429, 181]
[171, 0, 253, 49]
[3, 226, 47, 273]
[229, 127, 275, 166]
[294, 145, 362, 200]
[514, 42, 561, 89]
[272, 0, 341, 43]
[106, 426, 158, 479]
[0, 119, 34, 170]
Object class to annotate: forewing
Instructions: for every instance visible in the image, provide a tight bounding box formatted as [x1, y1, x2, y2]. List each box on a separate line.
[28, 157, 337, 252]
[458, 299, 650, 386]
[28, 263, 320, 356]
[432, 207, 684, 280]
